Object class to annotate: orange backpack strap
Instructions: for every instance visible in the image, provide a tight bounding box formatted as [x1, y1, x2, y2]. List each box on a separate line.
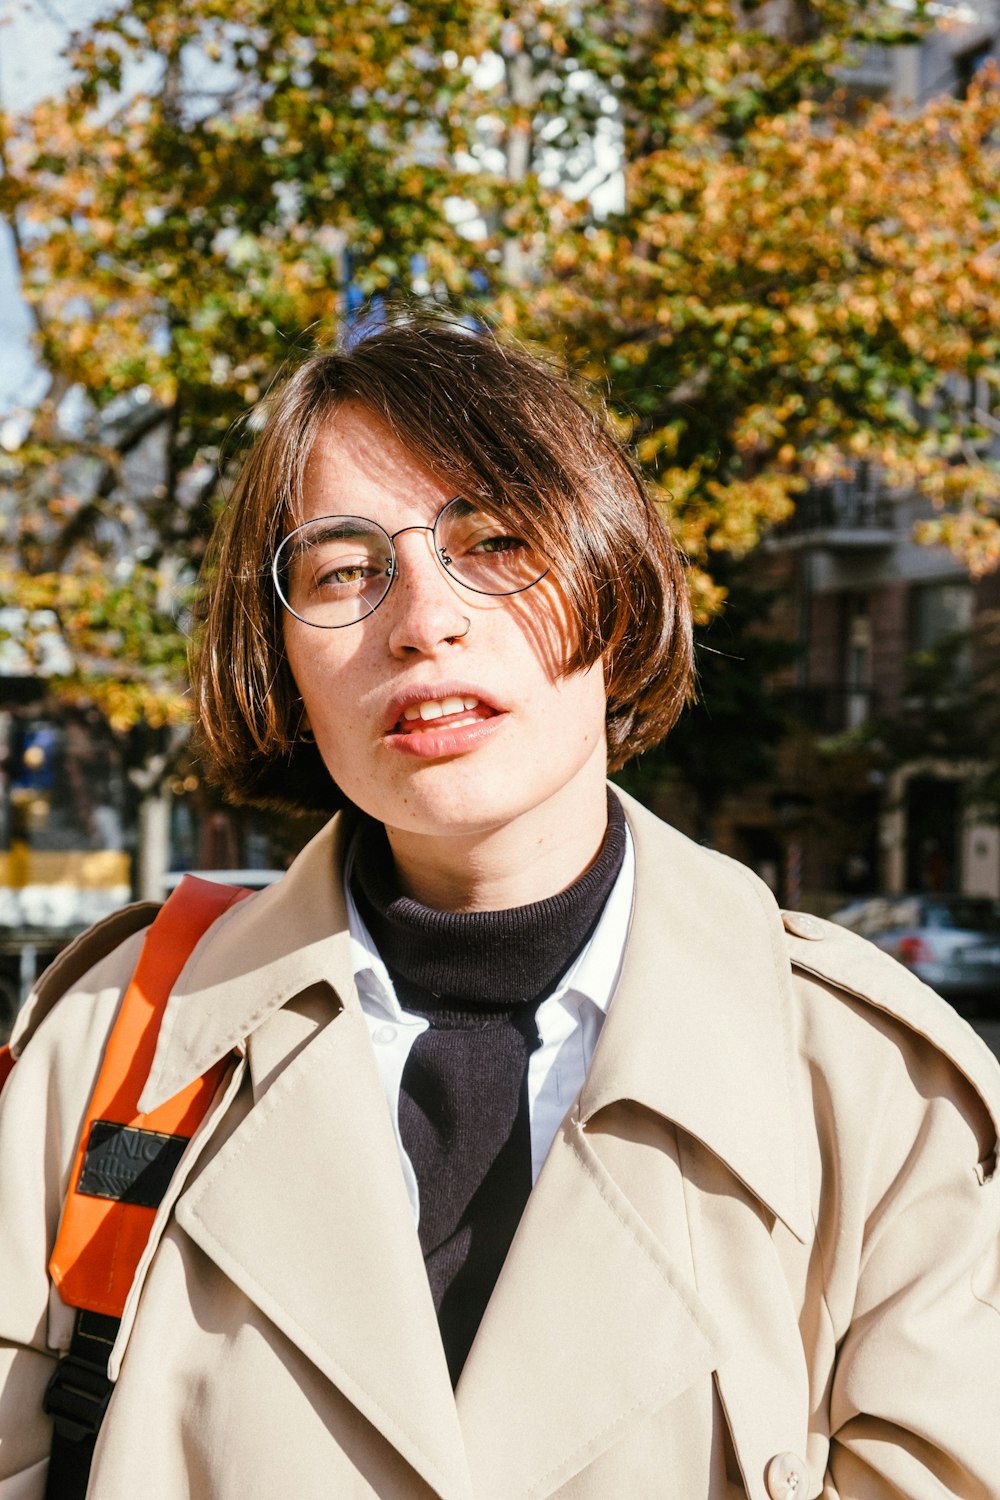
[38, 876, 252, 1497]
[49, 875, 251, 1319]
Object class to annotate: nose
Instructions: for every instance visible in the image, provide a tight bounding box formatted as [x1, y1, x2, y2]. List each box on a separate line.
[385, 527, 470, 657]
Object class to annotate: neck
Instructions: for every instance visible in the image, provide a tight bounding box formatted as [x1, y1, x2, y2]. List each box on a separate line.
[350, 790, 627, 1006]
[382, 769, 612, 911]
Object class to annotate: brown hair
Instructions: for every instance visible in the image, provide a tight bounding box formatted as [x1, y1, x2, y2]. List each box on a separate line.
[193, 312, 693, 813]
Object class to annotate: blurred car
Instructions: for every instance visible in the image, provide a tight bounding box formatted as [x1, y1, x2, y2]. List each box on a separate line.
[829, 894, 1000, 1015]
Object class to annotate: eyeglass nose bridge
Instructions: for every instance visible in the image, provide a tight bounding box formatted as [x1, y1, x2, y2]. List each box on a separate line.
[384, 520, 454, 582]
[388, 523, 434, 541]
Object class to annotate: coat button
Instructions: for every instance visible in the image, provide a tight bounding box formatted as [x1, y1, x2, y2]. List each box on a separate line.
[765, 1451, 808, 1498]
[781, 911, 823, 940]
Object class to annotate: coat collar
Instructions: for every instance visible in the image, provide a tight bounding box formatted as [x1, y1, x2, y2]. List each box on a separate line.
[137, 812, 358, 1114]
[141, 788, 810, 1241]
[584, 788, 811, 1243]
[454, 792, 812, 1495]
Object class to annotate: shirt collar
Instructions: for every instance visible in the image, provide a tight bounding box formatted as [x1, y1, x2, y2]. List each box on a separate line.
[343, 835, 409, 1023]
[539, 825, 634, 1024]
[341, 824, 635, 1027]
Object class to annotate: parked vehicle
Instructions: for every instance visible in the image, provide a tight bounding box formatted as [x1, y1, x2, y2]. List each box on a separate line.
[829, 894, 1000, 1015]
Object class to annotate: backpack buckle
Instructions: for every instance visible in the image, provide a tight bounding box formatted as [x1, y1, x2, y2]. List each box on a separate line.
[42, 1354, 114, 1442]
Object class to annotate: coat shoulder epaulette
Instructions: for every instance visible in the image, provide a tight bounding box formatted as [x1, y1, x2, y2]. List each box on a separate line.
[781, 909, 1000, 1137]
[8, 900, 161, 1058]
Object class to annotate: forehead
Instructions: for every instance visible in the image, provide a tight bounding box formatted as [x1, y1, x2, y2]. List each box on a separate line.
[298, 400, 453, 526]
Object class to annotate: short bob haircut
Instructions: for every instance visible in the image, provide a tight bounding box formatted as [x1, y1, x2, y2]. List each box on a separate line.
[193, 312, 693, 815]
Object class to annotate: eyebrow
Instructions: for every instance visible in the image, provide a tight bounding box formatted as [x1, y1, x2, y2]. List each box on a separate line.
[300, 518, 384, 546]
[292, 499, 487, 551]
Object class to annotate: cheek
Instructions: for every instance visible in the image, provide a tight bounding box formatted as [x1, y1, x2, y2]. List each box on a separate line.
[283, 624, 365, 725]
[563, 664, 608, 737]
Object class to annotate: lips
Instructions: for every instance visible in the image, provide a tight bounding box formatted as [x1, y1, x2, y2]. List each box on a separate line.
[394, 697, 498, 736]
[402, 694, 482, 724]
[384, 685, 502, 736]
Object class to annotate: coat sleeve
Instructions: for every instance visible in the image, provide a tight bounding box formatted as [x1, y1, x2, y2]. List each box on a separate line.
[787, 930, 1000, 1499]
[0, 929, 145, 1494]
[0, 1028, 77, 1491]
[828, 1084, 1000, 1496]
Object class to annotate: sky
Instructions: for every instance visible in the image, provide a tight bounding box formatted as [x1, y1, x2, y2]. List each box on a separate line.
[0, 0, 100, 418]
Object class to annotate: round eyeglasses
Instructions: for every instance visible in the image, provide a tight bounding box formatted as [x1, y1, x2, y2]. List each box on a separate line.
[272, 496, 549, 629]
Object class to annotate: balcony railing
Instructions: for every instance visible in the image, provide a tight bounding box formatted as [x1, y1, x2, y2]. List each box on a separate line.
[838, 44, 894, 92]
[770, 479, 898, 548]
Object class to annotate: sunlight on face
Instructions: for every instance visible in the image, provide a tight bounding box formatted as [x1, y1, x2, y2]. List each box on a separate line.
[281, 403, 609, 861]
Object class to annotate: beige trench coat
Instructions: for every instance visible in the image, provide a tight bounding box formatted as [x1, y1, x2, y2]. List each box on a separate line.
[1, 789, 999, 1500]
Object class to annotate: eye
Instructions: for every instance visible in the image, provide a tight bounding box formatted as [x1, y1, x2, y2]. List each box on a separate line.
[434, 498, 548, 596]
[296, 541, 391, 601]
[314, 559, 380, 590]
[440, 509, 531, 560]
[469, 531, 529, 556]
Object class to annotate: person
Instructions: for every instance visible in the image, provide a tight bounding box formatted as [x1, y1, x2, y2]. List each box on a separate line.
[1, 313, 999, 1500]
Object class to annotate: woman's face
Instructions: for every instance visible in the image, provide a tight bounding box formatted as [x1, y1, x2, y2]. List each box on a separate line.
[281, 401, 609, 853]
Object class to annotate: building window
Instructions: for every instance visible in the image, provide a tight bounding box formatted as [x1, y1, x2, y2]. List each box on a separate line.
[910, 580, 974, 666]
[841, 594, 873, 728]
[955, 40, 994, 100]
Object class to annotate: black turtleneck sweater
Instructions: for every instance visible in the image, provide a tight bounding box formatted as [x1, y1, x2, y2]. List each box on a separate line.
[349, 790, 627, 1384]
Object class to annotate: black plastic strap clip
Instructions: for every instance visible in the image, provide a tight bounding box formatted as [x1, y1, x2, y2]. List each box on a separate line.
[42, 1352, 114, 1443]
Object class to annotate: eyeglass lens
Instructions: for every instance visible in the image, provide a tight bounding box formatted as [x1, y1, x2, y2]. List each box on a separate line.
[274, 497, 548, 628]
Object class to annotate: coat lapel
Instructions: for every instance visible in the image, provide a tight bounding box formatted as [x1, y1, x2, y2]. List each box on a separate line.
[459, 791, 812, 1497]
[140, 814, 473, 1500]
[174, 1000, 472, 1500]
[582, 790, 811, 1245]
[457, 1106, 728, 1498]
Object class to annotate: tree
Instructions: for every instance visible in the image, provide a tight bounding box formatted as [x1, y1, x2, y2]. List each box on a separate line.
[506, 4, 1000, 615]
[614, 551, 799, 839]
[2, 0, 998, 737]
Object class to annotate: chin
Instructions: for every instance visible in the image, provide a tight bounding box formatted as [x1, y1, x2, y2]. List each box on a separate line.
[384, 792, 525, 842]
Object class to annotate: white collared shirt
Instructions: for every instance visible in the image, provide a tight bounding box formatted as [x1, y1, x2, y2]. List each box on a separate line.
[344, 827, 635, 1222]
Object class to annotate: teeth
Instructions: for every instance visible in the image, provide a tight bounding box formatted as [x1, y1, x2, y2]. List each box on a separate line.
[402, 695, 480, 723]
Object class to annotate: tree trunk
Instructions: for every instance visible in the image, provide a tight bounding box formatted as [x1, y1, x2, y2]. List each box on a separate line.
[137, 788, 171, 902]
